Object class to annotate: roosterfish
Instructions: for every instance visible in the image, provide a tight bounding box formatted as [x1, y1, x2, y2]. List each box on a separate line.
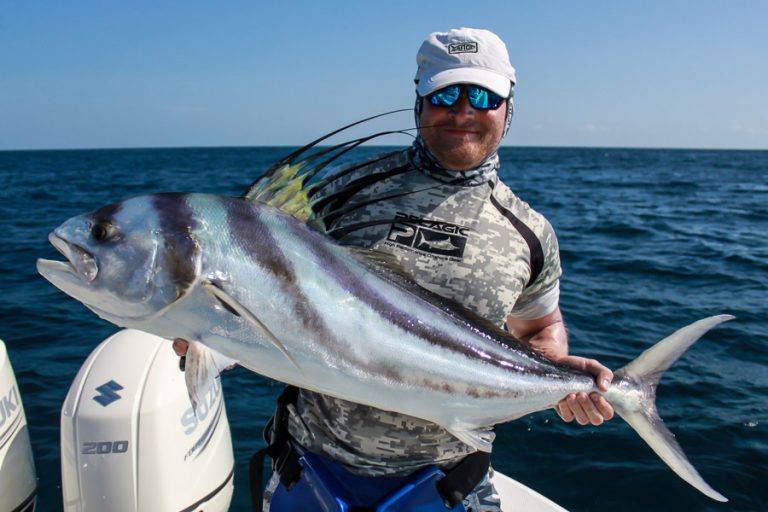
[37, 120, 731, 502]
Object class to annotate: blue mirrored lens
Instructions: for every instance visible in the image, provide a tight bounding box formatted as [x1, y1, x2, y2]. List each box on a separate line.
[427, 85, 504, 110]
[467, 86, 503, 109]
[429, 85, 461, 107]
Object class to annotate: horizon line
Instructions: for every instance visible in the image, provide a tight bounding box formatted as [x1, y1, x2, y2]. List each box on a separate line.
[2, 143, 766, 153]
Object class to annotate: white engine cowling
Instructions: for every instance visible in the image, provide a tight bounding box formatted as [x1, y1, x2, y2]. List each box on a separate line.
[0, 339, 37, 512]
[61, 329, 234, 511]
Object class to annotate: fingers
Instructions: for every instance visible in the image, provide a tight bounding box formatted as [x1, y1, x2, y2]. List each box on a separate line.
[172, 338, 237, 372]
[572, 356, 614, 391]
[555, 400, 575, 423]
[583, 358, 614, 392]
[172, 338, 189, 357]
[551, 355, 614, 392]
[549, 354, 616, 426]
[556, 392, 615, 426]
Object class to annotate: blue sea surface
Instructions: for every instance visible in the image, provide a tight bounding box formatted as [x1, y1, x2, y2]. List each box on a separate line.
[1, 146, 766, 511]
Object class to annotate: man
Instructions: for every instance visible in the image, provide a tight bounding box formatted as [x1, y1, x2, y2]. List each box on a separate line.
[176, 27, 613, 511]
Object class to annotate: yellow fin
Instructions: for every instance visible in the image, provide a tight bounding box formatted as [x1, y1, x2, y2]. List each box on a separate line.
[241, 109, 414, 227]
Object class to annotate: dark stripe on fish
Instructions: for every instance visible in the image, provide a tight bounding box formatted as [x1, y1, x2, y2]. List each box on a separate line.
[91, 201, 124, 225]
[284, 212, 556, 382]
[223, 200, 372, 373]
[151, 193, 200, 295]
[227, 199, 555, 392]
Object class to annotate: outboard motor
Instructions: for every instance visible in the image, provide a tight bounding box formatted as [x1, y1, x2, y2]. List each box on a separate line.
[0, 339, 37, 512]
[61, 329, 234, 511]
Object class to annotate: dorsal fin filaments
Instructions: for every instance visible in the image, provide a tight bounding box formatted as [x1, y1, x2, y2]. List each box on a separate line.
[242, 109, 415, 226]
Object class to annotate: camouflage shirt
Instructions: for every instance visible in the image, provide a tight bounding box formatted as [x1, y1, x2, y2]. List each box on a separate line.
[287, 146, 562, 476]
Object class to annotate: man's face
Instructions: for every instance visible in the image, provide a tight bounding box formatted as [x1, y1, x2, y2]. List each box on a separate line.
[418, 88, 507, 171]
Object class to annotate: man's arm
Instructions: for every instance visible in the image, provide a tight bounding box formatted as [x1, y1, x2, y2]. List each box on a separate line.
[506, 307, 615, 426]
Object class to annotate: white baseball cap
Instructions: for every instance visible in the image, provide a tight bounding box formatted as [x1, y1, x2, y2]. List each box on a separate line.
[414, 28, 516, 98]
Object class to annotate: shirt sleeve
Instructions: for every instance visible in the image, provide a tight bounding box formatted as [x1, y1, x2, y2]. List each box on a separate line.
[508, 218, 562, 320]
[508, 280, 560, 320]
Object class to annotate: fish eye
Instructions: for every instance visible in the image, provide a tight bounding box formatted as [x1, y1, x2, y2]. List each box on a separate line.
[91, 222, 118, 242]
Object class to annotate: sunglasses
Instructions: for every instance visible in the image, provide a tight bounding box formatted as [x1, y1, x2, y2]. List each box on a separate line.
[426, 84, 505, 110]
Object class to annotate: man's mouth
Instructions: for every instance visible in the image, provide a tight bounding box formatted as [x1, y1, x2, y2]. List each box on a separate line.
[442, 129, 481, 140]
[436, 122, 481, 135]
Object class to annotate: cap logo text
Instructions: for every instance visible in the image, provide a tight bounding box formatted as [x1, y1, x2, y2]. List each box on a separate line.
[448, 42, 478, 54]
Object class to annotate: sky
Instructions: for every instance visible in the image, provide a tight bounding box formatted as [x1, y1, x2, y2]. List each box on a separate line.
[1, 1, 767, 150]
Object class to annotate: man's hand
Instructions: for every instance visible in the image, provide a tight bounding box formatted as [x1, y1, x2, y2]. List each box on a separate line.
[172, 338, 189, 371]
[551, 355, 614, 426]
[171, 338, 236, 371]
[172, 338, 189, 357]
[507, 308, 615, 426]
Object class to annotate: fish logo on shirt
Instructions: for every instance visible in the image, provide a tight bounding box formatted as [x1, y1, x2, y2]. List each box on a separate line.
[386, 213, 470, 258]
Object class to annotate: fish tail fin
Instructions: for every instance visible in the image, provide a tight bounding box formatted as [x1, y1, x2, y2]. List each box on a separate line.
[611, 315, 733, 502]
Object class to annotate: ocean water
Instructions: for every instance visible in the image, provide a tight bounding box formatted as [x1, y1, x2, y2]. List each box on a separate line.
[1, 145, 766, 511]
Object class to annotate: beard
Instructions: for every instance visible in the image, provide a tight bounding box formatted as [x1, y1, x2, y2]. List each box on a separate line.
[419, 122, 502, 171]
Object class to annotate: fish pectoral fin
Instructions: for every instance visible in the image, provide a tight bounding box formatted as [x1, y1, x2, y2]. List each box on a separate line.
[203, 280, 302, 372]
[184, 340, 237, 414]
[446, 427, 495, 453]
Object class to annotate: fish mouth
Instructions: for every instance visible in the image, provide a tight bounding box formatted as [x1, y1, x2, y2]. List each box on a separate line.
[38, 232, 99, 283]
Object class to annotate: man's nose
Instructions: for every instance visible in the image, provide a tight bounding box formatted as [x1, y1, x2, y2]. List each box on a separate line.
[448, 93, 475, 116]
